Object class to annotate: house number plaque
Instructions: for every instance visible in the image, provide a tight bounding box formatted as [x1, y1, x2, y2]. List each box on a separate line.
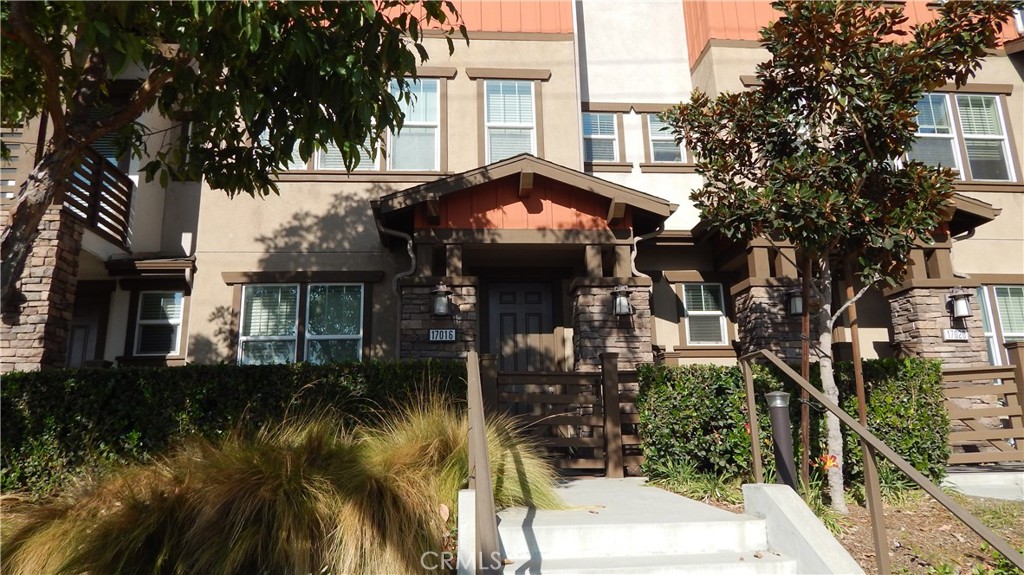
[942, 329, 969, 341]
[429, 329, 457, 342]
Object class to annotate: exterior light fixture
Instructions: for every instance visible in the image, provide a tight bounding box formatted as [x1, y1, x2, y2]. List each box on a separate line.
[612, 285, 634, 317]
[431, 282, 454, 317]
[948, 287, 972, 320]
[785, 290, 804, 316]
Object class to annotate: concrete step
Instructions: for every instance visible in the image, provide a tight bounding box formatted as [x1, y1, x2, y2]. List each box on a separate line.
[496, 478, 769, 561]
[502, 550, 797, 575]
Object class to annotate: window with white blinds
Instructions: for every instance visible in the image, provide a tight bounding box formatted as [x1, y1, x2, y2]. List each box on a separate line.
[135, 291, 184, 355]
[582, 113, 617, 162]
[485, 80, 535, 163]
[239, 284, 299, 365]
[258, 129, 306, 170]
[956, 95, 1011, 181]
[908, 93, 1014, 181]
[237, 283, 365, 365]
[317, 135, 377, 171]
[648, 115, 684, 162]
[682, 283, 728, 346]
[907, 94, 960, 174]
[977, 285, 1024, 366]
[389, 79, 439, 171]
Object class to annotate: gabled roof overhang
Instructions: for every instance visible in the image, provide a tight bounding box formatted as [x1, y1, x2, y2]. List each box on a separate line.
[372, 154, 677, 238]
[948, 192, 1001, 237]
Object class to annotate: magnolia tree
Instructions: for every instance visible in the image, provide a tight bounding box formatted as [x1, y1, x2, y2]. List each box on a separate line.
[665, 0, 1020, 512]
[1, 0, 465, 302]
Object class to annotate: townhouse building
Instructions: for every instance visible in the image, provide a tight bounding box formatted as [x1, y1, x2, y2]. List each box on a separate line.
[2, 0, 1022, 376]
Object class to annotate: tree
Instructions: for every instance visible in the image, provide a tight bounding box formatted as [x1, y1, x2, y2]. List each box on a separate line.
[665, 0, 1020, 512]
[1, 0, 466, 302]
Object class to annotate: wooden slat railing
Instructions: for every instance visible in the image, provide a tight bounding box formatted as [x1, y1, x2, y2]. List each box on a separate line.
[489, 352, 641, 476]
[740, 348, 1024, 574]
[941, 342, 1024, 465]
[64, 147, 133, 249]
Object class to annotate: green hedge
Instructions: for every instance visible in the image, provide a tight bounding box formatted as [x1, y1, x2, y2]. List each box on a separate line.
[1, 361, 466, 497]
[637, 358, 948, 487]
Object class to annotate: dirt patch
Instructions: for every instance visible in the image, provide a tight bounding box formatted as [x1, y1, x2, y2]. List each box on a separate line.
[835, 494, 1023, 574]
[708, 492, 1023, 574]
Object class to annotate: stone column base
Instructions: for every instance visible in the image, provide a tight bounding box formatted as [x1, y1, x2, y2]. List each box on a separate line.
[571, 278, 653, 372]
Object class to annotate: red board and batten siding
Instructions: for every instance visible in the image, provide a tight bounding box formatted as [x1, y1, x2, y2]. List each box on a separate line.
[684, 0, 1023, 69]
[414, 175, 632, 231]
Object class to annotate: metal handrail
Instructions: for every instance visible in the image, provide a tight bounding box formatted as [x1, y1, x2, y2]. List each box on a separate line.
[466, 351, 500, 573]
[740, 348, 1024, 573]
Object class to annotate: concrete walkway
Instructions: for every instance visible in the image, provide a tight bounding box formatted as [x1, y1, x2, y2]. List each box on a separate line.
[942, 463, 1024, 501]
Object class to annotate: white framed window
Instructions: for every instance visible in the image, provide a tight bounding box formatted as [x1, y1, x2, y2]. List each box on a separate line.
[485, 80, 535, 163]
[317, 135, 378, 171]
[682, 283, 728, 346]
[258, 129, 306, 170]
[305, 284, 364, 364]
[238, 284, 299, 365]
[389, 79, 440, 171]
[907, 93, 962, 176]
[955, 94, 1013, 181]
[134, 291, 184, 356]
[908, 93, 1015, 182]
[582, 112, 617, 162]
[1015, 8, 1023, 33]
[977, 285, 1024, 366]
[648, 115, 684, 163]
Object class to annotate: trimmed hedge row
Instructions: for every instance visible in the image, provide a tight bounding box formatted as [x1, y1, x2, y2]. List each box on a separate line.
[637, 358, 948, 486]
[1, 361, 466, 496]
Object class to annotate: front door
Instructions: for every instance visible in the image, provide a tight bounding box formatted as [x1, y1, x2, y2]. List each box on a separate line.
[488, 282, 556, 372]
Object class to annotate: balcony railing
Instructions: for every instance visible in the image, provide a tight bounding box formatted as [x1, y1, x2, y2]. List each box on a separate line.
[64, 146, 133, 249]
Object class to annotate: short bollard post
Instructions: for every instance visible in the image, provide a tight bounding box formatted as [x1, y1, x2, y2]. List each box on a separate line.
[766, 391, 798, 491]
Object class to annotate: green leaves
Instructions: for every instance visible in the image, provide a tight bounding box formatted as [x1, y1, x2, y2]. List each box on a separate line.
[664, 0, 1019, 287]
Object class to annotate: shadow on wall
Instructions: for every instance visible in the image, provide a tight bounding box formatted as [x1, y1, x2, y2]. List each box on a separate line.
[189, 305, 238, 364]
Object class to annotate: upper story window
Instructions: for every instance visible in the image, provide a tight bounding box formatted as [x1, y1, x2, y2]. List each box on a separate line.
[135, 291, 184, 356]
[485, 80, 535, 163]
[582, 113, 617, 162]
[389, 79, 440, 170]
[682, 283, 728, 346]
[315, 79, 440, 172]
[238, 283, 364, 365]
[907, 93, 1015, 182]
[648, 116, 684, 163]
[258, 129, 306, 170]
[978, 285, 1024, 366]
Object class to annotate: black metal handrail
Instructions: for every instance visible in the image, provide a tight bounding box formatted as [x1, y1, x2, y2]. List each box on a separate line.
[740, 348, 1024, 574]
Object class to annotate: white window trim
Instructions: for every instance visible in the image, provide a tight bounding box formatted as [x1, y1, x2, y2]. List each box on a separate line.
[977, 286, 1002, 367]
[954, 93, 1016, 182]
[911, 93, 965, 179]
[304, 283, 365, 363]
[315, 137, 381, 172]
[648, 115, 685, 163]
[1015, 8, 1023, 33]
[682, 283, 729, 347]
[484, 80, 537, 163]
[993, 285, 1024, 342]
[388, 79, 440, 171]
[582, 112, 618, 163]
[237, 284, 300, 364]
[134, 291, 183, 357]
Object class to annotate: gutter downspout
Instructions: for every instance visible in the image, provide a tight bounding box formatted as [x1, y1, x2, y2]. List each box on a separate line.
[373, 204, 417, 356]
[631, 224, 664, 292]
[950, 228, 975, 279]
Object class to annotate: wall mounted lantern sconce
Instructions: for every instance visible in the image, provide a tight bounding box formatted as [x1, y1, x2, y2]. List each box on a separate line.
[785, 290, 804, 317]
[431, 282, 454, 317]
[947, 287, 973, 321]
[612, 285, 634, 317]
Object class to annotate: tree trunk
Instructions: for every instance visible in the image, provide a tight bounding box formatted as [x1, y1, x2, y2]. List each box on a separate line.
[816, 257, 849, 514]
[1, 147, 79, 304]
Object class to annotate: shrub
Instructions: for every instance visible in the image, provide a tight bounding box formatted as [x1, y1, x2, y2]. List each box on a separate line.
[1, 360, 466, 497]
[0, 399, 561, 575]
[637, 357, 948, 494]
[637, 363, 782, 479]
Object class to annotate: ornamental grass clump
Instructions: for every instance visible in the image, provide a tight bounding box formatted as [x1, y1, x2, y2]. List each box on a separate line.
[1, 397, 561, 575]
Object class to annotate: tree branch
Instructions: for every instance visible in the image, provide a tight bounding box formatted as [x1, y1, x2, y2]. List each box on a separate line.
[830, 279, 877, 326]
[6, 1, 68, 141]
